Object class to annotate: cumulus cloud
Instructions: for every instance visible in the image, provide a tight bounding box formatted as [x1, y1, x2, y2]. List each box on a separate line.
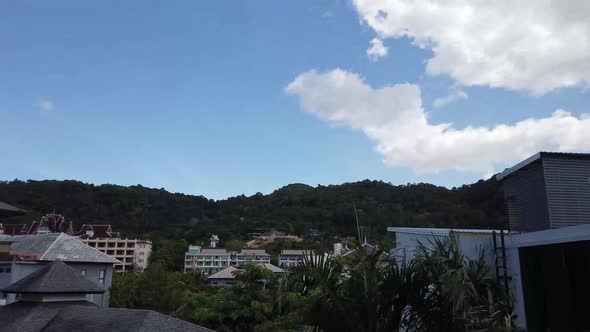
[433, 88, 468, 108]
[366, 38, 388, 61]
[286, 69, 590, 175]
[352, 0, 590, 94]
[36, 99, 54, 112]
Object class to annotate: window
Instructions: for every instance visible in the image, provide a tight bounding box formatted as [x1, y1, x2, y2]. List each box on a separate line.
[98, 270, 105, 284]
[139, 252, 144, 255]
[139, 259, 144, 263]
[80, 269, 87, 277]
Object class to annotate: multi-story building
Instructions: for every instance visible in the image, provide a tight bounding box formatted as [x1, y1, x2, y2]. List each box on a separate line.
[278, 249, 309, 268]
[184, 247, 270, 275]
[77, 224, 152, 272]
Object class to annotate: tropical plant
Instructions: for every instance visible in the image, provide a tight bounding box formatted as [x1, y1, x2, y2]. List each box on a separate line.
[410, 235, 514, 331]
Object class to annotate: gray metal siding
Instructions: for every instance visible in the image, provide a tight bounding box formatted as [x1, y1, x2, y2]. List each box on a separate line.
[503, 163, 551, 232]
[543, 157, 590, 228]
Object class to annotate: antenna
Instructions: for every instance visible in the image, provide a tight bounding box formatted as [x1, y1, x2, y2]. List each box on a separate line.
[353, 201, 362, 244]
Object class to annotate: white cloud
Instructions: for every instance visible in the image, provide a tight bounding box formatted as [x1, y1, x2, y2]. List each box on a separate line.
[36, 99, 54, 112]
[366, 38, 388, 61]
[352, 0, 590, 94]
[286, 69, 590, 175]
[433, 88, 468, 108]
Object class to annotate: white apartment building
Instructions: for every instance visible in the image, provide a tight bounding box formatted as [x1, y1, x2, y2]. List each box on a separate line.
[278, 249, 310, 268]
[77, 225, 152, 272]
[184, 247, 270, 275]
[278, 246, 341, 268]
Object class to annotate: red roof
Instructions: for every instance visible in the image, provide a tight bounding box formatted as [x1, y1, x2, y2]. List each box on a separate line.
[27, 214, 73, 235]
[75, 224, 120, 239]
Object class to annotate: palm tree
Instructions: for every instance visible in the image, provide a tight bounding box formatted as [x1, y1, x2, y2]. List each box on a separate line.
[284, 247, 424, 332]
[411, 235, 514, 331]
[281, 236, 514, 332]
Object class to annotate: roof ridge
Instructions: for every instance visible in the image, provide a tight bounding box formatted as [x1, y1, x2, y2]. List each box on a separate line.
[39, 233, 64, 260]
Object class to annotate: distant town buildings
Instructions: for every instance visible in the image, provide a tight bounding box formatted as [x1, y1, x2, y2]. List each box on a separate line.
[184, 246, 271, 275]
[0, 214, 152, 273]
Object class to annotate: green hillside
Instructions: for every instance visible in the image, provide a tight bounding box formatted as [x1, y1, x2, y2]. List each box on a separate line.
[0, 178, 507, 241]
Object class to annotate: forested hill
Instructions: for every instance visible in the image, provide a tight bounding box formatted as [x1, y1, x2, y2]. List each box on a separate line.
[0, 179, 507, 241]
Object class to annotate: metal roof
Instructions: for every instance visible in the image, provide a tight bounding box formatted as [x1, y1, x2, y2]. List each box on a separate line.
[2, 233, 121, 264]
[387, 227, 508, 236]
[2, 260, 105, 294]
[496, 151, 590, 180]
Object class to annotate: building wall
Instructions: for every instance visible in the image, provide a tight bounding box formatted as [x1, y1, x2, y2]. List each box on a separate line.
[278, 255, 303, 268]
[208, 278, 237, 287]
[2, 261, 113, 307]
[82, 238, 152, 272]
[543, 157, 590, 229]
[502, 163, 551, 232]
[394, 231, 496, 269]
[185, 254, 231, 275]
[184, 251, 271, 275]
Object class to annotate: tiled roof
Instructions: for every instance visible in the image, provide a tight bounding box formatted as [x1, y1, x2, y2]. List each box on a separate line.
[76, 224, 120, 239]
[207, 266, 238, 280]
[27, 214, 73, 235]
[0, 301, 214, 332]
[2, 233, 120, 264]
[2, 260, 104, 294]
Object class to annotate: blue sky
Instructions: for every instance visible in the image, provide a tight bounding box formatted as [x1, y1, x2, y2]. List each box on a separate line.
[2, 1, 590, 199]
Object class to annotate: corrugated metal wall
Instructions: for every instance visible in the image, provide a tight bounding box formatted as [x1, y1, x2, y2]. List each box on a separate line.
[543, 157, 590, 228]
[503, 163, 551, 232]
